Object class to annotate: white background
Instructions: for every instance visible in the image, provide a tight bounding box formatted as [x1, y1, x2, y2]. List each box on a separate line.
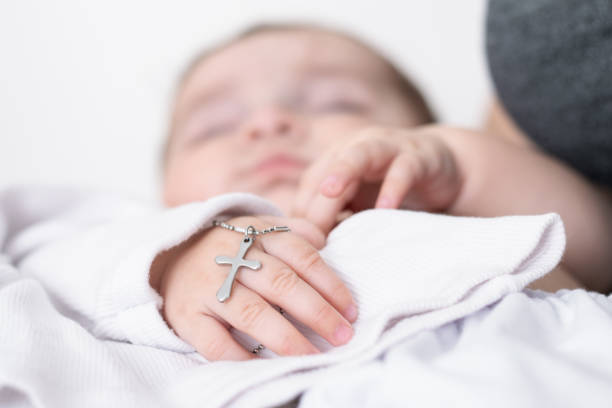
[0, 0, 491, 204]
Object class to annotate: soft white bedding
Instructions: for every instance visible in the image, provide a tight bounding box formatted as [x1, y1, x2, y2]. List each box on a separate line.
[0, 186, 610, 408]
[297, 289, 612, 407]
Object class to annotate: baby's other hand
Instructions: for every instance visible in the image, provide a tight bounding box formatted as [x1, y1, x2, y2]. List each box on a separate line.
[154, 215, 357, 361]
[291, 126, 463, 234]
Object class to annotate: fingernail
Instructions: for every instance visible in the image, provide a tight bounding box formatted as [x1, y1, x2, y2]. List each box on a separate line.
[344, 303, 358, 322]
[334, 324, 354, 345]
[321, 175, 340, 195]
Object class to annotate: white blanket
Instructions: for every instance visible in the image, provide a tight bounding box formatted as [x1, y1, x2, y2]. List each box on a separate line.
[297, 289, 612, 408]
[0, 186, 610, 407]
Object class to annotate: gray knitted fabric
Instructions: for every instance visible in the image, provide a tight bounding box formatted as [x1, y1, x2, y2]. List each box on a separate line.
[486, 0, 612, 185]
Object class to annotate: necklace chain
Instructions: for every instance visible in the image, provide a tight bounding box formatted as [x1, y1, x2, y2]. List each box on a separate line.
[212, 220, 290, 236]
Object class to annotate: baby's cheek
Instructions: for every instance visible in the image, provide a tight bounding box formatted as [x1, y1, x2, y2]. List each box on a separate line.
[164, 156, 231, 205]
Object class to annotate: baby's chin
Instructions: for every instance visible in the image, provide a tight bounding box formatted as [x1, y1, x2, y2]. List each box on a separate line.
[254, 182, 299, 216]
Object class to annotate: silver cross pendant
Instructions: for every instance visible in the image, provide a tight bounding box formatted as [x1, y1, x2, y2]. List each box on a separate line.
[215, 234, 261, 302]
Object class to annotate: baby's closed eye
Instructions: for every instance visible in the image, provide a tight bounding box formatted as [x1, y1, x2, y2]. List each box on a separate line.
[181, 99, 246, 145]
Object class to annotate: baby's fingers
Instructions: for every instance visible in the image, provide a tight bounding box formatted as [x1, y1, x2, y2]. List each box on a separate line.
[261, 232, 358, 323]
[319, 133, 397, 198]
[375, 152, 424, 208]
[376, 134, 460, 211]
[239, 250, 354, 347]
[304, 179, 360, 235]
[292, 152, 335, 219]
[182, 314, 255, 361]
[210, 282, 319, 357]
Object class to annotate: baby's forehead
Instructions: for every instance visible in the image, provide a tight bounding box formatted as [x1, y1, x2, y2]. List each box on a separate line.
[179, 29, 395, 100]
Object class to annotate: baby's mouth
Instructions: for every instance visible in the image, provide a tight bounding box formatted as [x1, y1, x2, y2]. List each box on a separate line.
[253, 153, 307, 173]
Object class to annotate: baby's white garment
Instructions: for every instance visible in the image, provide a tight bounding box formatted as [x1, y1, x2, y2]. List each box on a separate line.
[0, 185, 580, 408]
[0, 185, 282, 353]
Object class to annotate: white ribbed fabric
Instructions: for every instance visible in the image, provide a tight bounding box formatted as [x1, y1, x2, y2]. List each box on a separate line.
[0, 185, 588, 408]
[0, 185, 281, 354]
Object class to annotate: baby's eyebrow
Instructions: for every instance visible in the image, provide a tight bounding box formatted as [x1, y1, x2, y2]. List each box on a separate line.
[298, 65, 383, 91]
[300, 66, 382, 92]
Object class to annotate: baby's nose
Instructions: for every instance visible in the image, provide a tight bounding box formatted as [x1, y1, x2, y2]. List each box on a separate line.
[242, 106, 301, 141]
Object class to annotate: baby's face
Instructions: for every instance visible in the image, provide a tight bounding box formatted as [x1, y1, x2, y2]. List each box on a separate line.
[163, 29, 422, 213]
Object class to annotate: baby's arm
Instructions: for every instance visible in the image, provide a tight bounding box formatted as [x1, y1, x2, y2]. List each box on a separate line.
[292, 125, 612, 293]
[438, 127, 612, 292]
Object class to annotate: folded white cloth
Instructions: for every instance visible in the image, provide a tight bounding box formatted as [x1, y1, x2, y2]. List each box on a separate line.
[298, 289, 612, 408]
[0, 186, 573, 407]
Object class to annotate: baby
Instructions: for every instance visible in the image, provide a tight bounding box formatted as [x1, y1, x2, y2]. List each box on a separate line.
[152, 23, 612, 361]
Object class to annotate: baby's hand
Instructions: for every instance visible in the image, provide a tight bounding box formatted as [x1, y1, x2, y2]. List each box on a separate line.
[156, 215, 357, 361]
[292, 126, 462, 234]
